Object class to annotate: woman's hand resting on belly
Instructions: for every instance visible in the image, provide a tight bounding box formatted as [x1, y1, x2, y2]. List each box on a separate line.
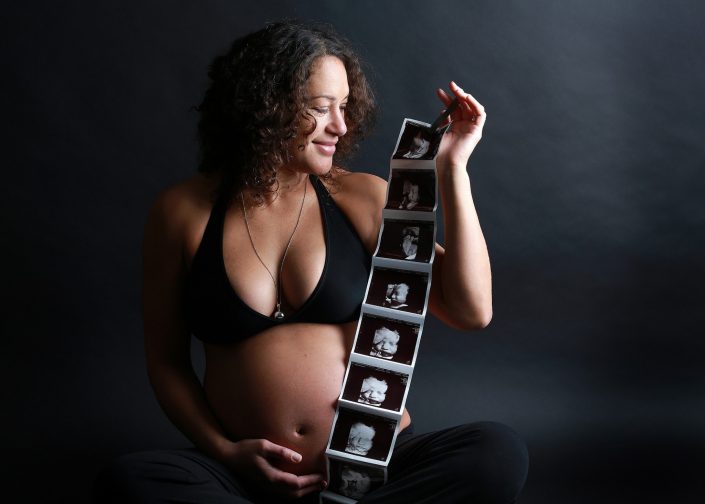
[218, 437, 327, 498]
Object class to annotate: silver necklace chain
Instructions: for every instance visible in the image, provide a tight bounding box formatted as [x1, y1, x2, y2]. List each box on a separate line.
[240, 179, 308, 320]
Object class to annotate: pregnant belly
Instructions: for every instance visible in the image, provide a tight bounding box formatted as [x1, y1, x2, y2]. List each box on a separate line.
[203, 322, 355, 475]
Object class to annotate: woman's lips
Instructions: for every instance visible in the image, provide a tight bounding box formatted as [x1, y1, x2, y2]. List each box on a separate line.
[313, 141, 336, 156]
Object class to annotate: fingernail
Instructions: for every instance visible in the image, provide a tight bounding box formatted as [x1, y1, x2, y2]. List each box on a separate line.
[321, 480, 328, 489]
[291, 453, 302, 462]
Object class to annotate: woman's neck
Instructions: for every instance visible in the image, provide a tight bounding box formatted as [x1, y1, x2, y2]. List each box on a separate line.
[242, 168, 309, 208]
[276, 167, 310, 192]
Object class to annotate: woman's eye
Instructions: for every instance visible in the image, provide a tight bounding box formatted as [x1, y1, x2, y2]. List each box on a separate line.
[310, 104, 346, 117]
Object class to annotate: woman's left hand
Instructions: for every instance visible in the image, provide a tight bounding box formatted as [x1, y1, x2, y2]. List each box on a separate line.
[435, 81, 486, 171]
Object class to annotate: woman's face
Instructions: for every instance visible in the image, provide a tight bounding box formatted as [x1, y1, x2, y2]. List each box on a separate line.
[289, 56, 349, 175]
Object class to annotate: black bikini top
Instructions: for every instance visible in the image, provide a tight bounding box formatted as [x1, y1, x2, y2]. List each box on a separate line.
[185, 175, 372, 344]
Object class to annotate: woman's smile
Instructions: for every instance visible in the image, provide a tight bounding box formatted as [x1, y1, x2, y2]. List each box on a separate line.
[313, 140, 337, 156]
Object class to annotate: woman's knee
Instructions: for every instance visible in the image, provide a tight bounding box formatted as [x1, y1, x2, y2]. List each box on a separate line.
[93, 450, 190, 503]
[449, 421, 530, 503]
[93, 452, 143, 503]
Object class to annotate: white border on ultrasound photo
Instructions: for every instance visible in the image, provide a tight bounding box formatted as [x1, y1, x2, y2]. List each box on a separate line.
[319, 492, 356, 504]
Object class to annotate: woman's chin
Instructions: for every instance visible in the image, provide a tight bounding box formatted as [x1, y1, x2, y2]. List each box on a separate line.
[312, 161, 335, 176]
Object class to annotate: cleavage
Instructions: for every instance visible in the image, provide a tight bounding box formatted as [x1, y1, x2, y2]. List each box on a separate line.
[221, 184, 327, 318]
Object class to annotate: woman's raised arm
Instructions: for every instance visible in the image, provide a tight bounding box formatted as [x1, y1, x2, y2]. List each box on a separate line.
[428, 81, 493, 330]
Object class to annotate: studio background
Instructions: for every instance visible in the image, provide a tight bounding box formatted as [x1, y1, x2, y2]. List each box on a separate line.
[4, 1, 704, 502]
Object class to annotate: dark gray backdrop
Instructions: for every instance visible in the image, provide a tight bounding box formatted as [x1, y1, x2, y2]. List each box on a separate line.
[4, 1, 705, 502]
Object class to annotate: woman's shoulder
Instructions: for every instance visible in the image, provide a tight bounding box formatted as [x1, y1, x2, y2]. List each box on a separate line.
[323, 168, 389, 253]
[144, 173, 219, 249]
[326, 168, 387, 209]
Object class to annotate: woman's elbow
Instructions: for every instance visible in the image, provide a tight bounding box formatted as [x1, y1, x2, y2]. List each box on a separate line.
[446, 304, 493, 331]
[466, 307, 493, 330]
[475, 307, 493, 329]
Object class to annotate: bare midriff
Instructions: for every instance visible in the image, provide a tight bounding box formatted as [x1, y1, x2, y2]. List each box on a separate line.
[203, 321, 411, 475]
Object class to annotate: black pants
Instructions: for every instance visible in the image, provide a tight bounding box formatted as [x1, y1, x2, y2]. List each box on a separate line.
[94, 421, 529, 504]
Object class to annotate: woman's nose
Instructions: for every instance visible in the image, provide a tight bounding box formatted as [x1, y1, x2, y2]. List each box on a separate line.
[327, 108, 347, 136]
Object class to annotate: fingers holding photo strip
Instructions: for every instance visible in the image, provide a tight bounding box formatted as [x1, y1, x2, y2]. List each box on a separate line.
[437, 82, 486, 130]
[435, 82, 486, 169]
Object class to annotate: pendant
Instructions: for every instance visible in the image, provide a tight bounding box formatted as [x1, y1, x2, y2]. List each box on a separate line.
[273, 301, 285, 320]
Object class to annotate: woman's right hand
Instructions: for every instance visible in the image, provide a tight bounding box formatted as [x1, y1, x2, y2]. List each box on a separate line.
[223, 438, 327, 498]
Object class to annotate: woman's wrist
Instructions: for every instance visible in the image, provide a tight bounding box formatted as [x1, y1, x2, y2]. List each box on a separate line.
[437, 163, 471, 194]
[199, 433, 239, 463]
[437, 156, 470, 177]
[215, 437, 237, 461]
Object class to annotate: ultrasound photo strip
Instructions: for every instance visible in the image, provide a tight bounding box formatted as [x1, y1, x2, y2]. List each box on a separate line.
[322, 117, 447, 503]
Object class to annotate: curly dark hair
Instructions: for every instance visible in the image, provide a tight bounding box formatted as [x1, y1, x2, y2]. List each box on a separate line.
[196, 20, 376, 205]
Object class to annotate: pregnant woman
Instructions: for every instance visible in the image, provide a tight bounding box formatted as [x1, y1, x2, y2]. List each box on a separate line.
[94, 20, 528, 504]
